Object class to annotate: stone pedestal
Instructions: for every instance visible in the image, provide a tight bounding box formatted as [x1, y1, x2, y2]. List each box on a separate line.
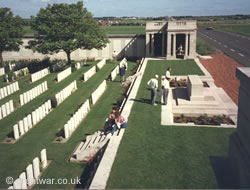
[229, 67, 250, 188]
[187, 75, 204, 101]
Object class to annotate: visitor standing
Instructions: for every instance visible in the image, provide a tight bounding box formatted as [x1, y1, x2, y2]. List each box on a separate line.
[112, 50, 117, 64]
[166, 67, 171, 81]
[147, 75, 159, 105]
[161, 76, 170, 105]
[119, 65, 126, 82]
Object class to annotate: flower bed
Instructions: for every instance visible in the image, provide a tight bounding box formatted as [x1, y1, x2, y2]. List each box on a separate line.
[174, 114, 234, 126]
[170, 79, 209, 88]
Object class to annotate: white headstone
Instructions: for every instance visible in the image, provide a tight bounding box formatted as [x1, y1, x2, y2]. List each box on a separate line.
[8, 186, 13, 189]
[15, 82, 19, 91]
[9, 100, 14, 112]
[39, 106, 43, 120]
[40, 149, 48, 169]
[34, 87, 38, 97]
[36, 109, 40, 122]
[48, 100, 52, 110]
[5, 102, 10, 115]
[23, 92, 27, 104]
[13, 124, 20, 140]
[3, 87, 7, 97]
[0, 88, 4, 99]
[39, 84, 42, 95]
[19, 120, 25, 136]
[26, 164, 35, 186]
[42, 104, 46, 117]
[44, 81, 48, 91]
[32, 111, 37, 126]
[27, 91, 31, 102]
[32, 157, 40, 180]
[23, 117, 29, 132]
[13, 178, 22, 189]
[9, 84, 13, 94]
[64, 124, 69, 139]
[0, 108, 2, 120]
[19, 172, 27, 189]
[12, 82, 17, 92]
[20, 94, 24, 106]
[7, 85, 11, 95]
[27, 114, 32, 129]
[1, 105, 7, 118]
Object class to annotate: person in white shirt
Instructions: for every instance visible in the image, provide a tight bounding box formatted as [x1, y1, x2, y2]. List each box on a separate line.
[112, 50, 117, 63]
[147, 75, 158, 105]
[166, 67, 171, 80]
[161, 76, 170, 105]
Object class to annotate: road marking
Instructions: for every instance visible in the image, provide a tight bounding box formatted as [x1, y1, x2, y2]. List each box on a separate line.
[238, 53, 245, 57]
[230, 49, 235, 52]
[224, 45, 228, 48]
[218, 42, 222, 45]
[214, 39, 217, 42]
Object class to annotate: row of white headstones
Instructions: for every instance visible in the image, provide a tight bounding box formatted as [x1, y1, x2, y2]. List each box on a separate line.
[0, 81, 19, 100]
[0, 67, 5, 76]
[13, 99, 52, 140]
[55, 80, 77, 105]
[82, 58, 107, 82]
[8, 148, 48, 189]
[63, 80, 107, 139]
[31, 68, 50, 83]
[57, 67, 72, 82]
[64, 99, 90, 139]
[20, 81, 48, 106]
[13, 67, 29, 77]
[0, 99, 14, 120]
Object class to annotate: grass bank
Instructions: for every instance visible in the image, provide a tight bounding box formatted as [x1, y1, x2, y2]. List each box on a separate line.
[107, 59, 235, 188]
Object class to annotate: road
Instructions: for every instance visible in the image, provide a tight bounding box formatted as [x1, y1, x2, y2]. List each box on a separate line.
[198, 27, 250, 67]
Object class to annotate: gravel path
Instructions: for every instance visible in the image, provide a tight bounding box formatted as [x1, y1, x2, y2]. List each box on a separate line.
[200, 54, 241, 105]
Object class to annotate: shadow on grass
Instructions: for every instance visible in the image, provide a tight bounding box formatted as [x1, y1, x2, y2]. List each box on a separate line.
[209, 156, 237, 189]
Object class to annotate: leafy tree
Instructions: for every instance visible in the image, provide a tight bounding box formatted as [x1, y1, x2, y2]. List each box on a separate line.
[27, 1, 108, 65]
[0, 8, 24, 67]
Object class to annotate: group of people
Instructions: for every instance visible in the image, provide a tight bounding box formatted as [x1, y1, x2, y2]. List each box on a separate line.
[103, 107, 127, 137]
[147, 67, 171, 105]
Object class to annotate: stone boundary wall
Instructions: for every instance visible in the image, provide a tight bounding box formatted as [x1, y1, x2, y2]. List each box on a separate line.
[3, 35, 146, 61]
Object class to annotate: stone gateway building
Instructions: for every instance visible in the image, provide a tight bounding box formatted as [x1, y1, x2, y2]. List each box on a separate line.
[145, 20, 197, 59]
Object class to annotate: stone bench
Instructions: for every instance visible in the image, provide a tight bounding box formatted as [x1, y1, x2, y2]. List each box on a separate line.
[187, 75, 204, 101]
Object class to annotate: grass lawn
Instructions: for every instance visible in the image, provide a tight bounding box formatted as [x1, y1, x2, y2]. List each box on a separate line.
[102, 26, 145, 35]
[196, 37, 216, 55]
[23, 25, 146, 36]
[0, 60, 137, 188]
[106, 60, 235, 188]
[213, 24, 250, 37]
[147, 59, 205, 76]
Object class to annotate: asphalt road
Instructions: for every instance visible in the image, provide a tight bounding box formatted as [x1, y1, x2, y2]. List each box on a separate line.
[198, 27, 250, 67]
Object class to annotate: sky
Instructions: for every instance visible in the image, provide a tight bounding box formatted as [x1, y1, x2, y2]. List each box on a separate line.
[0, 0, 250, 18]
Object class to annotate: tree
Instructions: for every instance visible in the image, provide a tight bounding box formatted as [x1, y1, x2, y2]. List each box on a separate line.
[0, 8, 24, 67]
[27, 1, 109, 65]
